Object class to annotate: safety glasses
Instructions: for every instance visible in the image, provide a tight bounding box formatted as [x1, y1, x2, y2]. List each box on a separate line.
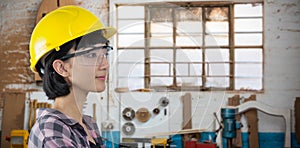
[60, 45, 113, 66]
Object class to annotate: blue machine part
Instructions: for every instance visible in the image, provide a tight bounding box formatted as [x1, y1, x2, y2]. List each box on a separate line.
[221, 108, 241, 139]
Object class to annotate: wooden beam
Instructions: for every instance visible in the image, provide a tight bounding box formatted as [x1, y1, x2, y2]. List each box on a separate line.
[228, 95, 242, 147]
[295, 97, 300, 143]
[229, 4, 235, 90]
[181, 93, 193, 147]
[182, 93, 192, 129]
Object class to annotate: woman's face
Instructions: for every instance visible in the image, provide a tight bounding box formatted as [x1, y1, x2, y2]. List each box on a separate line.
[68, 43, 110, 93]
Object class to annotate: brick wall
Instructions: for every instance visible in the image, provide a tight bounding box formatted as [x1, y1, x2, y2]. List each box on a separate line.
[0, 0, 40, 93]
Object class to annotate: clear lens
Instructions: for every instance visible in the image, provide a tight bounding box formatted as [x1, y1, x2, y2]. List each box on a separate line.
[74, 46, 110, 66]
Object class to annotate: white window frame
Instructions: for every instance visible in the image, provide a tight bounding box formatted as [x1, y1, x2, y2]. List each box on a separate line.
[110, 0, 264, 92]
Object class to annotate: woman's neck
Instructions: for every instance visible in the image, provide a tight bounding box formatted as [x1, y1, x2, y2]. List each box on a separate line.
[52, 88, 88, 123]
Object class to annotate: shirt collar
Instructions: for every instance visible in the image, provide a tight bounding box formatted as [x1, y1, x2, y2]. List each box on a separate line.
[36, 108, 80, 126]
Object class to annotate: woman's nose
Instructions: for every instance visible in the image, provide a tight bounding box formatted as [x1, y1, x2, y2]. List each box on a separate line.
[98, 56, 109, 70]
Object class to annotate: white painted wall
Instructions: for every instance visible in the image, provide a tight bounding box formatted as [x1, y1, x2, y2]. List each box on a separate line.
[262, 0, 300, 132]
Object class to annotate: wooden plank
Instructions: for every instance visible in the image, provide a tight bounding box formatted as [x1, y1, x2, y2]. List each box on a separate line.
[1, 92, 26, 148]
[244, 95, 259, 148]
[181, 93, 193, 147]
[182, 93, 192, 129]
[58, 0, 75, 6]
[228, 95, 242, 147]
[295, 97, 300, 143]
[36, 0, 75, 23]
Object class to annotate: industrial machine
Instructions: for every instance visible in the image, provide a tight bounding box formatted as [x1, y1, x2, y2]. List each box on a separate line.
[221, 108, 242, 148]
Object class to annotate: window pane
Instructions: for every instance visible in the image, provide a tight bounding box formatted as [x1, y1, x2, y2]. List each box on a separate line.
[177, 22, 202, 34]
[151, 22, 173, 34]
[118, 20, 144, 33]
[127, 78, 145, 90]
[118, 63, 144, 77]
[178, 77, 202, 86]
[234, 4, 262, 17]
[151, 64, 170, 76]
[235, 18, 262, 32]
[118, 78, 128, 88]
[206, 21, 228, 33]
[176, 6, 202, 47]
[150, 37, 173, 46]
[235, 49, 262, 62]
[190, 64, 202, 76]
[119, 34, 144, 47]
[150, 22, 173, 46]
[235, 33, 262, 46]
[118, 50, 144, 62]
[118, 6, 144, 19]
[205, 34, 229, 46]
[205, 49, 229, 62]
[150, 7, 172, 22]
[205, 7, 228, 21]
[206, 77, 229, 88]
[176, 49, 203, 62]
[176, 35, 202, 46]
[151, 50, 173, 61]
[235, 78, 262, 90]
[176, 7, 202, 21]
[235, 64, 262, 77]
[118, 63, 134, 76]
[207, 63, 229, 76]
[151, 77, 173, 86]
[176, 64, 189, 76]
[118, 76, 145, 90]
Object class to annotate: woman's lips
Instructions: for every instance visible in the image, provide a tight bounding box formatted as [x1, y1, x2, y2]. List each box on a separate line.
[96, 76, 106, 80]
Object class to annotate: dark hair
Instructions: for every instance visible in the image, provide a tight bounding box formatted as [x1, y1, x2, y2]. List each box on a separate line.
[35, 30, 108, 100]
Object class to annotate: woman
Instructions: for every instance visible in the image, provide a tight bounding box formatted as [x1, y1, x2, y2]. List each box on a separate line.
[28, 5, 116, 147]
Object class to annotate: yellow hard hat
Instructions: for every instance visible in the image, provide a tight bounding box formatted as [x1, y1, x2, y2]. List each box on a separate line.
[29, 5, 116, 73]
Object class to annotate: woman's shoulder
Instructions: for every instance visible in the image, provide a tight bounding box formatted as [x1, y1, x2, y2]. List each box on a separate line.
[34, 108, 78, 137]
[36, 108, 78, 125]
[29, 109, 80, 147]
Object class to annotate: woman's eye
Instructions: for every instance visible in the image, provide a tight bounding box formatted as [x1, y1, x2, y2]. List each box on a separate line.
[84, 53, 98, 58]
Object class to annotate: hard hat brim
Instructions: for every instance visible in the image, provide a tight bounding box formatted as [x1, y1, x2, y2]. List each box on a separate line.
[102, 27, 117, 40]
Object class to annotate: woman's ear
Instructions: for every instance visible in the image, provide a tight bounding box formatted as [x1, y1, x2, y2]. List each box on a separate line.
[52, 60, 71, 77]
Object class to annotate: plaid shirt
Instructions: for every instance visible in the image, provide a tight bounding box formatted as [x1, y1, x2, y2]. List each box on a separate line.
[28, 108, 105, 148]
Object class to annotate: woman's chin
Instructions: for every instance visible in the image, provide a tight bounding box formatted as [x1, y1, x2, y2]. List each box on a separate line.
[95, 86, 106, 92]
